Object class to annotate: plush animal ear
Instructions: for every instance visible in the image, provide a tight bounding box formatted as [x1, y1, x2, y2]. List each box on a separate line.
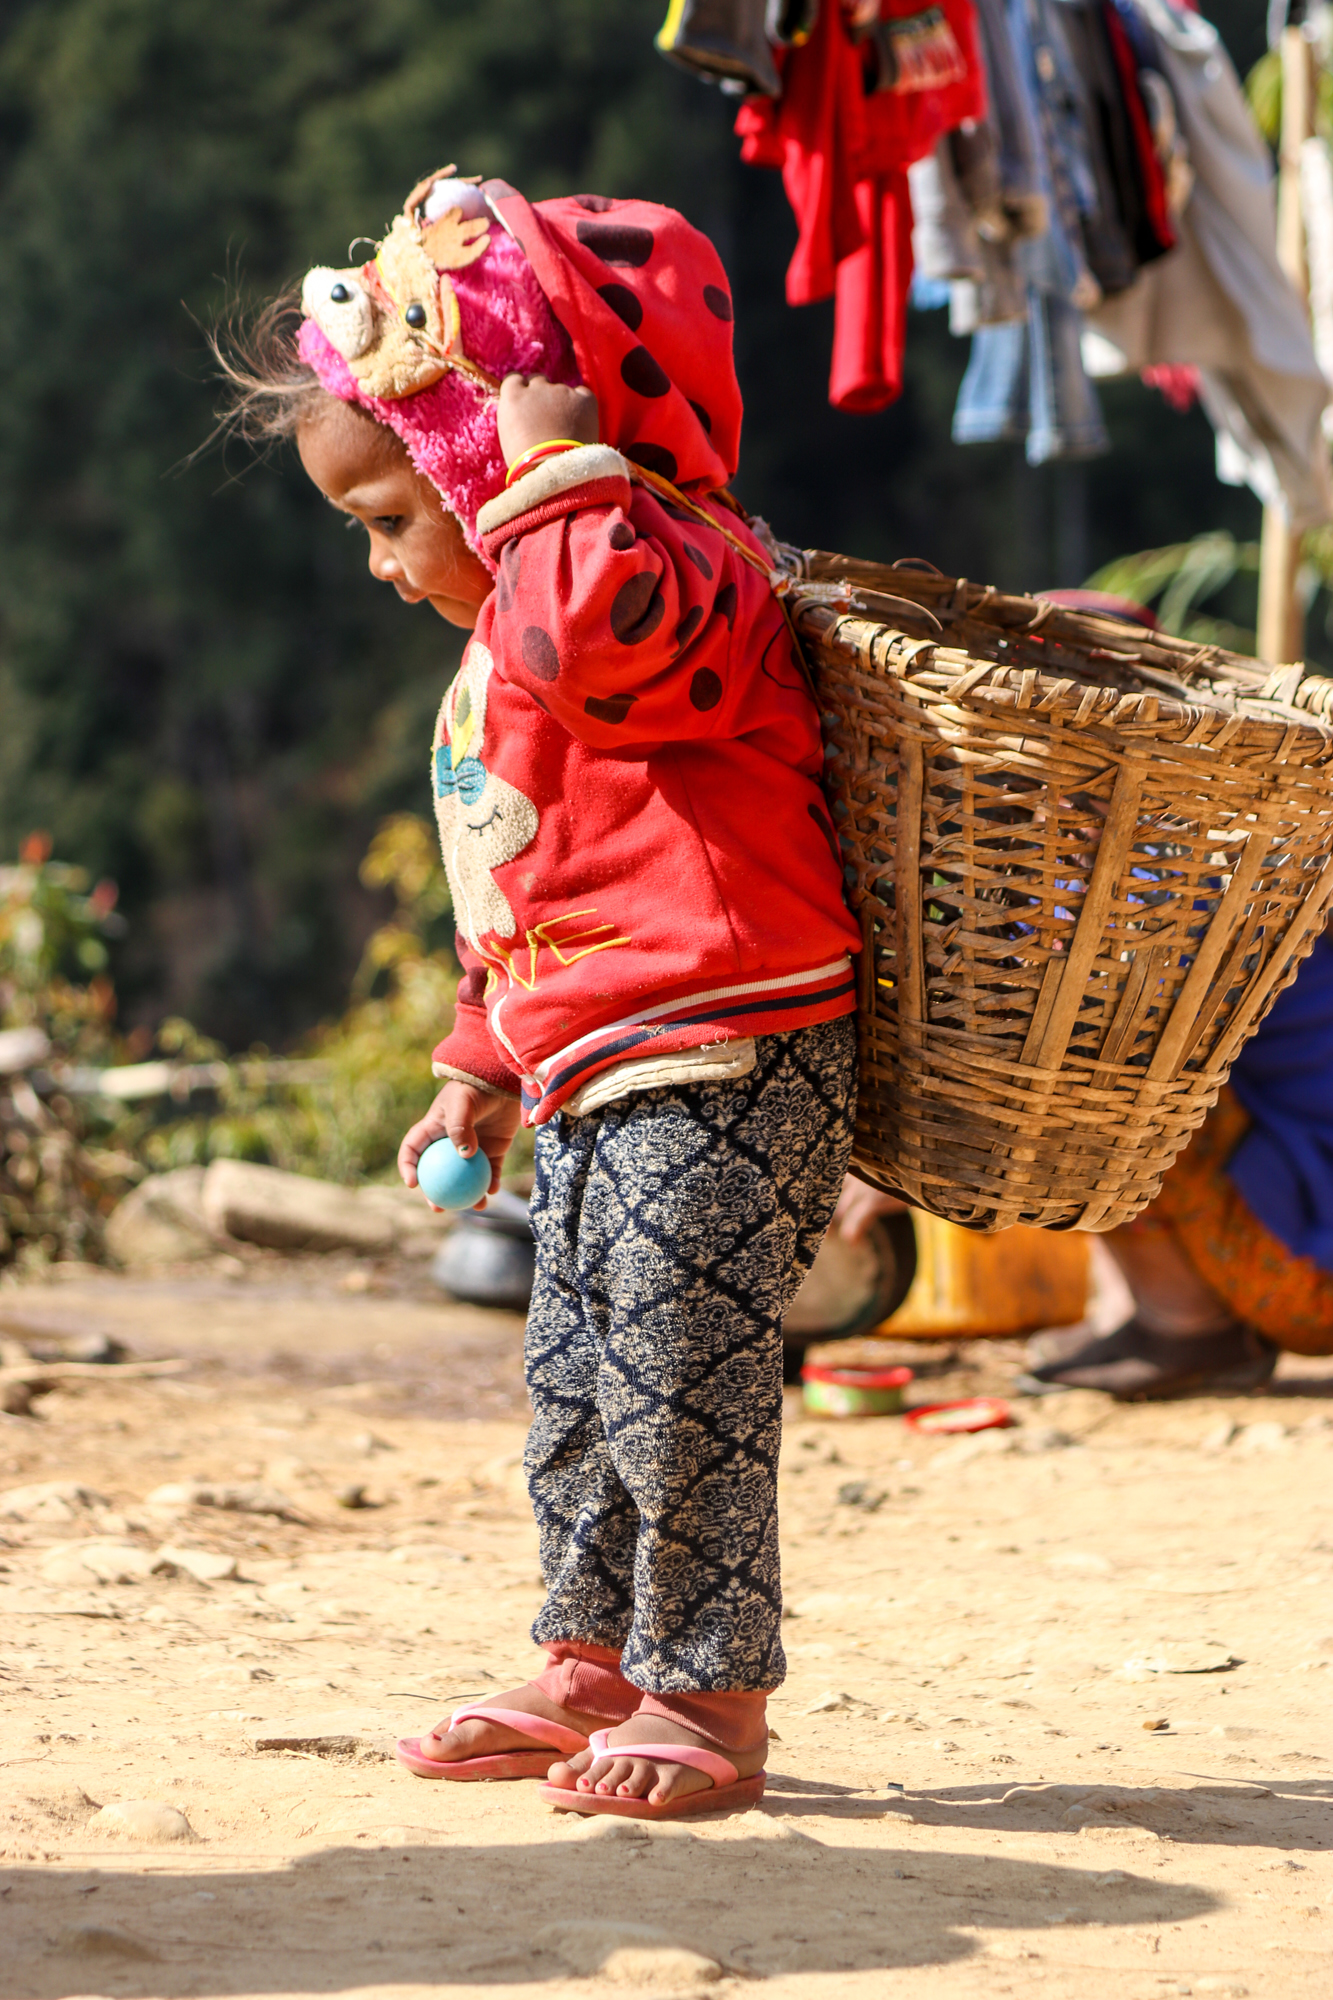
[404, 169, 491, 268]
[403, 165, 459, 219]
[420, 204, 490, 271]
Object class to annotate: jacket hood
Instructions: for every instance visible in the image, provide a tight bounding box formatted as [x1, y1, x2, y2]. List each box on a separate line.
[298, 172, 742, 555]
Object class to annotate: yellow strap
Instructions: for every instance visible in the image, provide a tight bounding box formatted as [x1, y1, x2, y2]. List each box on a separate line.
[628, 463, 776, 583]
[628, 463, 818, 699]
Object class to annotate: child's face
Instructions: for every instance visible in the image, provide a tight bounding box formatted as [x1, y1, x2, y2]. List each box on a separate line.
[297, 397, 492, 628]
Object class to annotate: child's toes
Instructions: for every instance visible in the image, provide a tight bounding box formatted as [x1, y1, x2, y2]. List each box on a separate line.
[591, 1756, 636, 1794]
[615, 1758, 659, 1798]
[546, 1749, 590, 1791]
[648, 1760, 712, 1806]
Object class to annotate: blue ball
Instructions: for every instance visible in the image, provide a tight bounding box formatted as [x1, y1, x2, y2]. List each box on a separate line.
[416, 1137, 491, 1211]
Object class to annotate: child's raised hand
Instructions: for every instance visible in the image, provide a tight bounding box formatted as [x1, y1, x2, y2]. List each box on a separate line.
[497, 375, 599, 468]
[398, 1081, 522, 1209]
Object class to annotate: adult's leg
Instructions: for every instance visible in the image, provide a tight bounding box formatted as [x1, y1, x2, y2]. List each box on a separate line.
[1026, 1089, 1331, 1398]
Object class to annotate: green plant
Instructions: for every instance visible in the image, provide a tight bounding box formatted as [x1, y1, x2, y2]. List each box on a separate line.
[1085, 524, 1333, 658]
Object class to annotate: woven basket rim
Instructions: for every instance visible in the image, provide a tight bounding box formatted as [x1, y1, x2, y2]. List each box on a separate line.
[797, 550, 1333, 746]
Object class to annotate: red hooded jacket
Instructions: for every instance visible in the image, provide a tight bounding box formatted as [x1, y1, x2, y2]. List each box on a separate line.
[428, 185, 859, 1123]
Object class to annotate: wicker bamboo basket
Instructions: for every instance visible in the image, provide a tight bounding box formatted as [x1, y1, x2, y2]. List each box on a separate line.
[793, 553, 1333, 1233]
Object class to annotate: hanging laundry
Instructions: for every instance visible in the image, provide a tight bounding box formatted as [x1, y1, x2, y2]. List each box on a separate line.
[909, 0, 1049, 329]
[655, 0, 818, 98]
[732, 0, 988, 409]
[948, 0, 1114, 461]
[1053, 0, 1175, 294]
[1081, 0, 1332, 527]
[910, 131, 1031, 328]
[1300, 132, 1333, 441]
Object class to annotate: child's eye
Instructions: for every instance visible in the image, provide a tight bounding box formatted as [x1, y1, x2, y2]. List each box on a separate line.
[372, 515, 403, 535]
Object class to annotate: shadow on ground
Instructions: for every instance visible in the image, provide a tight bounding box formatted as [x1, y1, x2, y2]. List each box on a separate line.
[6, 1819, 1220, 1995]
[860, 1775, 1333, 1850]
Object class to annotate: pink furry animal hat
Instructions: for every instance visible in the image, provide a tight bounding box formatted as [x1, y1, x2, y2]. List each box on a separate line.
[298, 171, 581, 560]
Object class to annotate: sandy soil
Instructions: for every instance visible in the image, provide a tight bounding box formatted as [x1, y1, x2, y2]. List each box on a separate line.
[1, 1254, 1331, 2000]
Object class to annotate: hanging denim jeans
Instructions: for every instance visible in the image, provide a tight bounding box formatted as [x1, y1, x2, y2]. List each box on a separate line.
[953, 288, 1108, 460]
[952, 316, 1029, 443]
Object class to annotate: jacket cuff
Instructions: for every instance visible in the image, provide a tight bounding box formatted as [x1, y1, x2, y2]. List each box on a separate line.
[431, 1061, 521, 1099]
[476, 444, 631, 541]
[430, 1019, 519, 1099]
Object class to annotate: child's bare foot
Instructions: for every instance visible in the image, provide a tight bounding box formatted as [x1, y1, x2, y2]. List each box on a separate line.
[546, 1715, 767, 1806]
[417, 1684, 602, 1761]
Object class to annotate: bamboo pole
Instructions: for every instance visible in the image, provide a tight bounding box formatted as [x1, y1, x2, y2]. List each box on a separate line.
[1257, 24, 1317, 666]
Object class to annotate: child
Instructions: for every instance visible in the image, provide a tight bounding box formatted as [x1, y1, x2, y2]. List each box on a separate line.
[227, 169, 860, 1817]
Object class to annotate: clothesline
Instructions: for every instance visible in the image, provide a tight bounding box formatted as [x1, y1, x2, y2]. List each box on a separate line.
[658, 0, 1333, 532]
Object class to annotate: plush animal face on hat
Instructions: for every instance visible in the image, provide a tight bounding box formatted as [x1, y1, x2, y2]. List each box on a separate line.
[297, 169, 582, 556]
[301, 172, 500, 402]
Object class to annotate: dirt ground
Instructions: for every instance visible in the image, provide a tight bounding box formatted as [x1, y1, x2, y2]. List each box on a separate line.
[1, 1250, 1330, 2000]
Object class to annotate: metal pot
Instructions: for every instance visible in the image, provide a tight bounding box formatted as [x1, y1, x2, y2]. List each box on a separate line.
[783, 1212, 917, 1366]
[430, 1189, 535, 1312]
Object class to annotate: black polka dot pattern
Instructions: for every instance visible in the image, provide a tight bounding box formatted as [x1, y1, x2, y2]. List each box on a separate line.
[576, 194, 616, 212]
[682, 542, 714, 580]
[703, 284, 733, 321]
[520, 625, 561, 682]
[688, 400, 712, 434]
[689, 667, 722, 712]
[597, 283, 643, 332]
[610, 572, 666, 645]
[497, 539, 521, 614]
[625, 441, 678, 482]
[674, 604, 704, 650]
[585, 692, 637, 725]
[608, 520, 636, 551]
[714, 580, 738, 629]
[576, 220, 654, 267]
[620, 346, 670, 398]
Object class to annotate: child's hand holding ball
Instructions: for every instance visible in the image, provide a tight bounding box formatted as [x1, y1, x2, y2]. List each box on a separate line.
[398, 1080, 522, 1210]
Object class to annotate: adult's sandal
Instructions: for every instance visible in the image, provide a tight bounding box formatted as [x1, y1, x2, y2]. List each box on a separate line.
[1023, 1318, 1278, 1401]
[396, 1705, 589, 1780]
[539, 1728, 766, 1820]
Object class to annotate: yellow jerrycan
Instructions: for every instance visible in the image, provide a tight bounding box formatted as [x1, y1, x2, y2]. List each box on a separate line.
[879, 1213, 1089, 1339]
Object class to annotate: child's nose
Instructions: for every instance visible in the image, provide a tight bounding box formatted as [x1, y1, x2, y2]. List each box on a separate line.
[368, 543, 404, 585]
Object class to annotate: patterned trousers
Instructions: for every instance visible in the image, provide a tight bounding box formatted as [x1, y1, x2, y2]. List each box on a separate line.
[524, 1015, 857, 1695]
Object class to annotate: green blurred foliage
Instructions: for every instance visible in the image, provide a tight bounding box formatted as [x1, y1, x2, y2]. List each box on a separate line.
[1087, 531, 1262, 649]
[0, 0, 1277, 1050]
[1245, 36, 1333, 146]
[121, 812, 477, 1185]
[1086, 521, 1333, 657]
[0, 834, 124, 1059]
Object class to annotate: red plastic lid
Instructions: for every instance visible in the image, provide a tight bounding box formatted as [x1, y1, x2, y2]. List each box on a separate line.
[904, 1396, 1014, 1434]
[801, 1363, 914, 1390]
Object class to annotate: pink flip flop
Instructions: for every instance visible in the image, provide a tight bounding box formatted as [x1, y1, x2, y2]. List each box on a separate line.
[395, 1704, 590, 1781]
[538, 1727, 766, 1820]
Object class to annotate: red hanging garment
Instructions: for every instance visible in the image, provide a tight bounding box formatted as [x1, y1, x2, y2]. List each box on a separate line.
[736, 0, 986, 410]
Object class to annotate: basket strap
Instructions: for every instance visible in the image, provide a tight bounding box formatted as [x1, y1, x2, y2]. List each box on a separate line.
[626, 464, 826, 701]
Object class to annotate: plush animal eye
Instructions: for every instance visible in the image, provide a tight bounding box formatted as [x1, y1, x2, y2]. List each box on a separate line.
[330, 282, 351, 303]
[405, 303, 427, 329]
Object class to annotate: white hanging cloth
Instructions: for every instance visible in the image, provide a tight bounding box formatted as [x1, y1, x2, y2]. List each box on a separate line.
[1080, 0, 1332, 528]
